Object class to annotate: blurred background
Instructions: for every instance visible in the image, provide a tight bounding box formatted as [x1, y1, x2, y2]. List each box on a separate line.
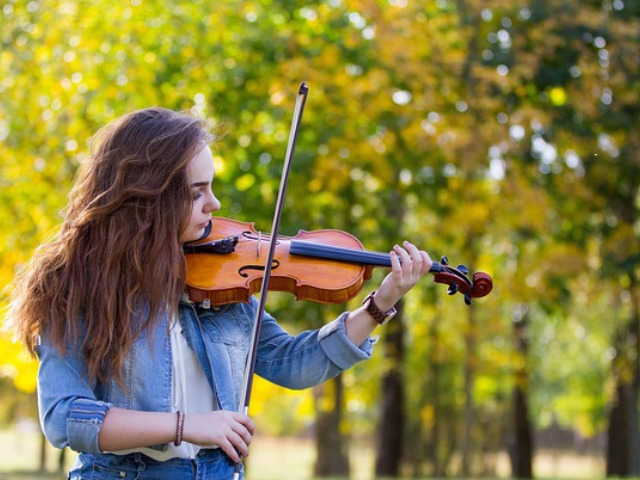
[0, 0, 638, 479]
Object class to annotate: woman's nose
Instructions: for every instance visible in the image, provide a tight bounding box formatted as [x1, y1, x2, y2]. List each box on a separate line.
[206, 193, 221, 212]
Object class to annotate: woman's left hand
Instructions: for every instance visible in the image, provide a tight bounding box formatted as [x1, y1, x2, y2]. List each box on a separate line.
[372, 241, 432, 311]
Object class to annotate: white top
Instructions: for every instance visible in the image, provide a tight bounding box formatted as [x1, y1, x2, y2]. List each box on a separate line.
[111, 320, 216, 460]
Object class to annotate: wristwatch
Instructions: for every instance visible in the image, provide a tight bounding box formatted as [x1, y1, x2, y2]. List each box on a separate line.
[363, 291, 397, 325]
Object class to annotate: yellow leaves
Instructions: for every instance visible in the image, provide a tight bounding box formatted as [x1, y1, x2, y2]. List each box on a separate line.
[307, 177, 323, 194]
[434, 176, 494, 237]
[0, 50, 14, 74]
[212, 154, 226, 176]
[12, 358, 38, 394]
[269, 89, 287, 107]
[0, 327, 37, 394]
[311, 151, 353, 194]
[420, 403, 434, 429]
[235, 173, 256, 191]
[315, 379, 336, 413]
[451, 201, 491, 237]
[474, 374, 503, 402]
[554, 394, 601, 438]
[549, 86, 567, 107]
[544, 244, 588, 277]
[602, 223, 639, 265]
[249, 375, 314, 435]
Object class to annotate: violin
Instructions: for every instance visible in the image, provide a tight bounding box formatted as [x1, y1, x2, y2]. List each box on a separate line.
[184, 217, 493, 307]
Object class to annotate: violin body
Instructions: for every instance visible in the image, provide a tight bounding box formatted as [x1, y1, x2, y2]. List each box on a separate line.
[185, 217, 374, 305]
[184, 217, 493, 306]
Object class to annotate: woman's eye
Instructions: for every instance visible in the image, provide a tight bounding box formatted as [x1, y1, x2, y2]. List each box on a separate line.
[192, 191, 202, 200]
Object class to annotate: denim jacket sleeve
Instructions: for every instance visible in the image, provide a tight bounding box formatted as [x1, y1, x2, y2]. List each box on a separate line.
[255, 304, 374, 389]
[36, 339, 111, 455]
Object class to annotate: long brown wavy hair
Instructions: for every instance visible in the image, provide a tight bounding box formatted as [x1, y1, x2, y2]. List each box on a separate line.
[11, 107, 213, 386]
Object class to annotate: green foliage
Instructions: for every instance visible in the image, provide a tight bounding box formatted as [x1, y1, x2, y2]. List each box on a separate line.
[1, 0, 638, 475]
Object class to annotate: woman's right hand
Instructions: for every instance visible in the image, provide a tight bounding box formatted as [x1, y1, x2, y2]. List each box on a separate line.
[183, 411, 255, 462]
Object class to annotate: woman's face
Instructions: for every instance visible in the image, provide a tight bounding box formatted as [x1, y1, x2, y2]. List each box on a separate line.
[180, 145, 221, 243]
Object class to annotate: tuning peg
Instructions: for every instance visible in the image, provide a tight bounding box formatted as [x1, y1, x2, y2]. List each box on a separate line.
[441, 256, 449, 265]
[448, 281, 458, 295]
[464, 291, 472, 305]
[457, 264, 469, 275]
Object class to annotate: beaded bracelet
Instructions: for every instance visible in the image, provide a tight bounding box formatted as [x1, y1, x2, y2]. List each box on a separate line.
[175, 410, 185, 446]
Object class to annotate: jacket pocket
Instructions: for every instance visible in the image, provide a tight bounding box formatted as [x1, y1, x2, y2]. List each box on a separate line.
[91, 464, 140, 480]
[71, 453, 140, 480]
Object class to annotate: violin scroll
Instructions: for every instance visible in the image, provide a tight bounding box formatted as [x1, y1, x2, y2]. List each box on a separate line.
[429, 256, 493, 305]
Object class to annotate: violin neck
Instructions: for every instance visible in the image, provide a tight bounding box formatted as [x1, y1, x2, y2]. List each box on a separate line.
[289, 240, 392, 267]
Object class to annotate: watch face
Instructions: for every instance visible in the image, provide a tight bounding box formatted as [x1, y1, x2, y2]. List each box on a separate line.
[379, 308, 397, 325]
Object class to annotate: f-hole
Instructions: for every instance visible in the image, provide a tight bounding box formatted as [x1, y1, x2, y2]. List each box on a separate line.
[238, 260, 281, 278]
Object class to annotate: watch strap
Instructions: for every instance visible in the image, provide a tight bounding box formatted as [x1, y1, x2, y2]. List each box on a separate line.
[363, 291, 397, 325]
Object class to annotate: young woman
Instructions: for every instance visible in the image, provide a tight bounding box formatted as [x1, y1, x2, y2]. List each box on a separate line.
[11, 107, 432, 479]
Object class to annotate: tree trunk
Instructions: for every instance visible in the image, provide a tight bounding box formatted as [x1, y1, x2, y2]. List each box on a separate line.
[510, 306, 533, 478]
[629, 281, 640, 476]
[313, 375, 350, 477]
[39, 429, 47, 471]
[58, 447, 66, 472]
[428, 316, 444, 476]
[607, 382, 631, 477]
[459, 307, 476, 476]
[606, 286, 640, 477]
[375, 301, 405, 477]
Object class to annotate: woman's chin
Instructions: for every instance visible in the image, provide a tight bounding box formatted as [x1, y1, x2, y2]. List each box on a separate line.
[180, 229, 203, 244]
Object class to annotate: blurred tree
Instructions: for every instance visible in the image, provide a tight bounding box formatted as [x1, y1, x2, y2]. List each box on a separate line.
[501, 0, 640, 475]
[511, 306, 533, 478]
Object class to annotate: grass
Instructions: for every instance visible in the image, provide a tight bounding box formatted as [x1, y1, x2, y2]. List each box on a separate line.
[0, 428, 610, 480]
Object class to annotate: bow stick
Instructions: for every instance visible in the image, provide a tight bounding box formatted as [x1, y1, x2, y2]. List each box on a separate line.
[233, 82, 309, 479]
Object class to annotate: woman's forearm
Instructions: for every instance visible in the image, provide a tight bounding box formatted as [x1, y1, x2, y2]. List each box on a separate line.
[345, 304, 380, 346]
[98, 407, 255, 462]
[98, 407, 176, 451]
[345, 242, 433, 346]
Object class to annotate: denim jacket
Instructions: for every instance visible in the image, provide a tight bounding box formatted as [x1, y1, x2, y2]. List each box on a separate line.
[36, 297, 373, 456]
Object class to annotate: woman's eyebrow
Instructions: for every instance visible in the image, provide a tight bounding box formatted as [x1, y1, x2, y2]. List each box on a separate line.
[190, 181, 211, 188]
